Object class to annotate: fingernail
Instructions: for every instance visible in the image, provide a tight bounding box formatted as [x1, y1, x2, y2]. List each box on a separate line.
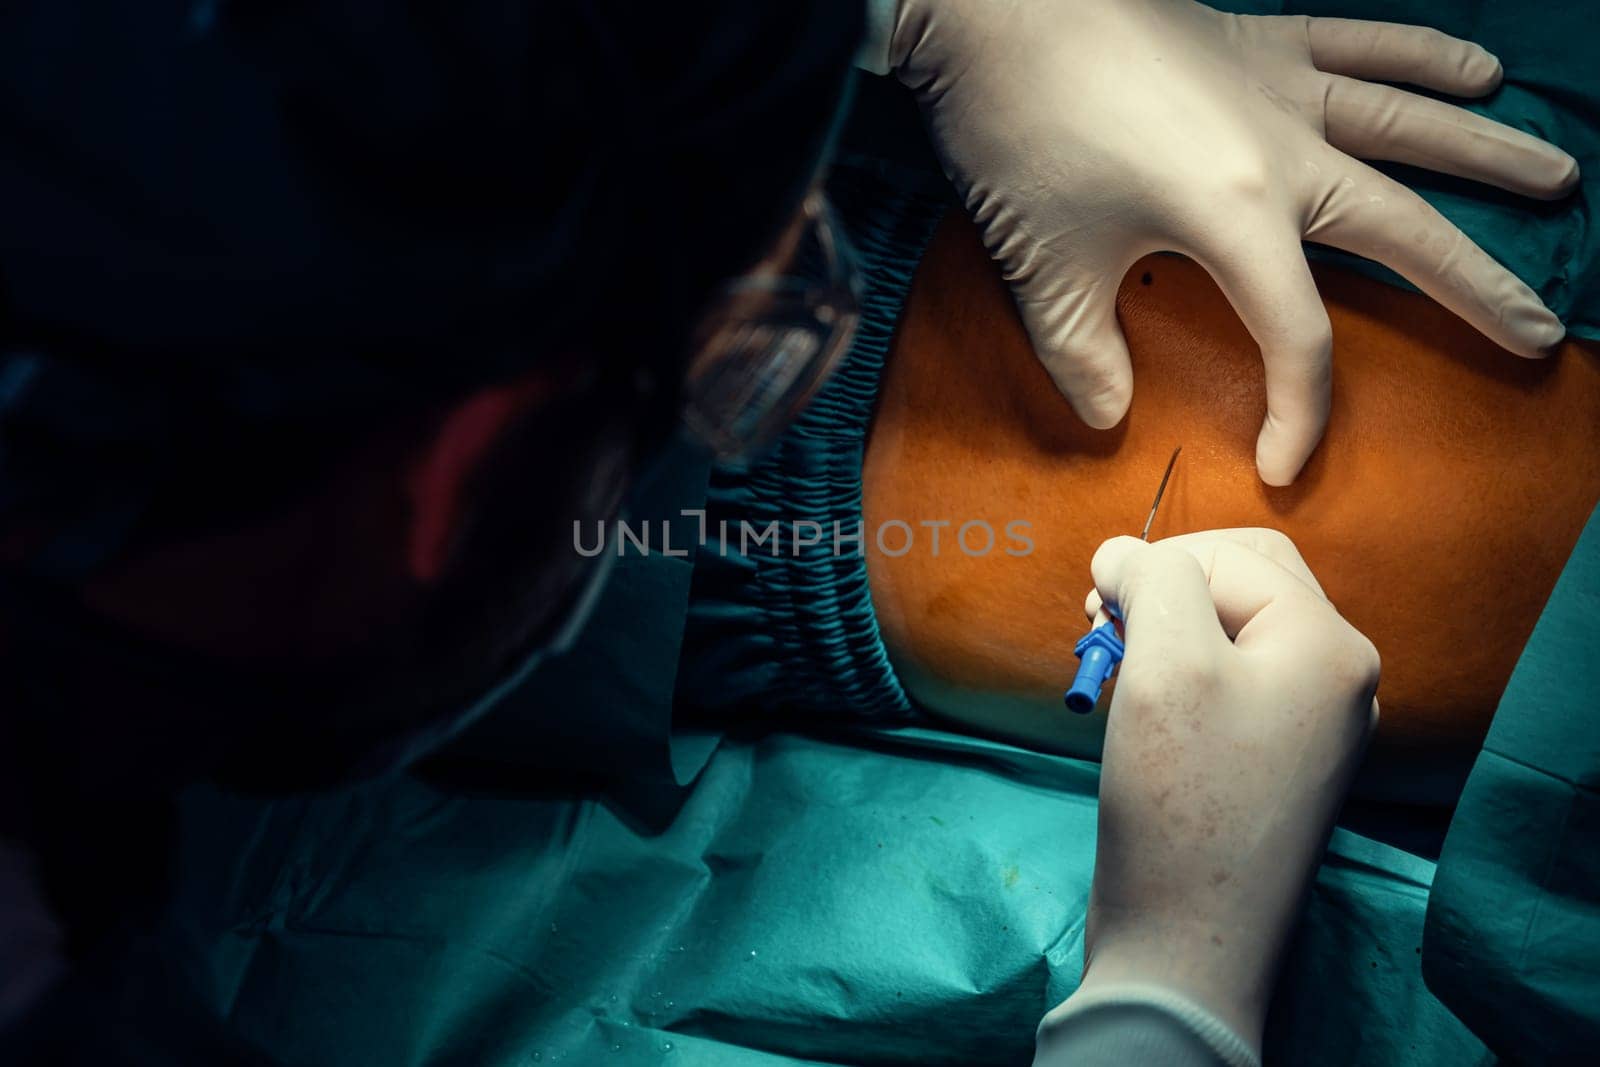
[1075, 392, 1130, 431]
[1525, 307, 1566, 356]
[1554, 153, 1581, 194]
[1467, 48, 1503, 92]
[1255, 425, 1304, 487]
[1523, 150, 1581, 200]
[1066, 373, 1133, 430]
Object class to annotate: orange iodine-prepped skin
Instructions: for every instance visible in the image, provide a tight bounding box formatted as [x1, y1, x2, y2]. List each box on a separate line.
[864, 212, 1600, 804]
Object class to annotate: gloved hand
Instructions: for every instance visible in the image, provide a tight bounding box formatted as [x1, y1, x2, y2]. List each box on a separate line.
[1049, 529, 1379, 1058]
[889, 0, 1579, 484]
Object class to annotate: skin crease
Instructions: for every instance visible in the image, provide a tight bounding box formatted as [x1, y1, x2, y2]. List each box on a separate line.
[863, 212, 1600, 805]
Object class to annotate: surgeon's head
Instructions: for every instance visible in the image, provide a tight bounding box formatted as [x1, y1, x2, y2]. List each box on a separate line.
[6, 0, 866, 795]
[238, 0, 870, 780]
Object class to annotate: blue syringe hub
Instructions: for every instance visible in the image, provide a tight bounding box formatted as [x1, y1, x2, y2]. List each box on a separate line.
[1064, 621, 1125, 714]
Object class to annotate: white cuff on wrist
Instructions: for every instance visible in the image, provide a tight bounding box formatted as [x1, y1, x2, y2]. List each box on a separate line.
[1036, 983, 1262, 1067]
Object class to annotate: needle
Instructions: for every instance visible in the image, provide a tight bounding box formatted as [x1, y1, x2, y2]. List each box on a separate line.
[1140, 446, 1182, 541]
[1063, 446, 1184, 714]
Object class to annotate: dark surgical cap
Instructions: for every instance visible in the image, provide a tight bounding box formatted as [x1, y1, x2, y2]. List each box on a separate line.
[0, 0, 860, 570]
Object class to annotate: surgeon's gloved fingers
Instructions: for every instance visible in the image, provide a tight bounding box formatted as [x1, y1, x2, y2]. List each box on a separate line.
[1093, 532, 1325, 642]
[1304, 17, 1502, 96]
[1152, 528, 1328, 600]
[1085, 530, 1329, 626]
[1015, 271, 1135, 429]
[1324, 76, 1580, 200]
[1189, 540, 1331, 644]
[1304, 161, 1566, 357]
[1089, 536, 1229, 656]
[1084, 588, 1105, 625]
[1108, 535, 1380, 730]
[1199, 234, 1333, 486]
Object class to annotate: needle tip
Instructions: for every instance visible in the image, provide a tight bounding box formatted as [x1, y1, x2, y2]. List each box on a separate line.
[1139, 446, 1184, 541]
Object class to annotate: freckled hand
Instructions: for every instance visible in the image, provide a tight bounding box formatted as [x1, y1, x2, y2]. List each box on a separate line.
[1050, 529, 1380, 1056]
[890, 0, 1578, 485]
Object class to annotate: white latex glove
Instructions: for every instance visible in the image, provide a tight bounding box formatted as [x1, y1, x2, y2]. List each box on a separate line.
[1051, 529, 1380, 1057]
[889, 0, 1579, 484]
